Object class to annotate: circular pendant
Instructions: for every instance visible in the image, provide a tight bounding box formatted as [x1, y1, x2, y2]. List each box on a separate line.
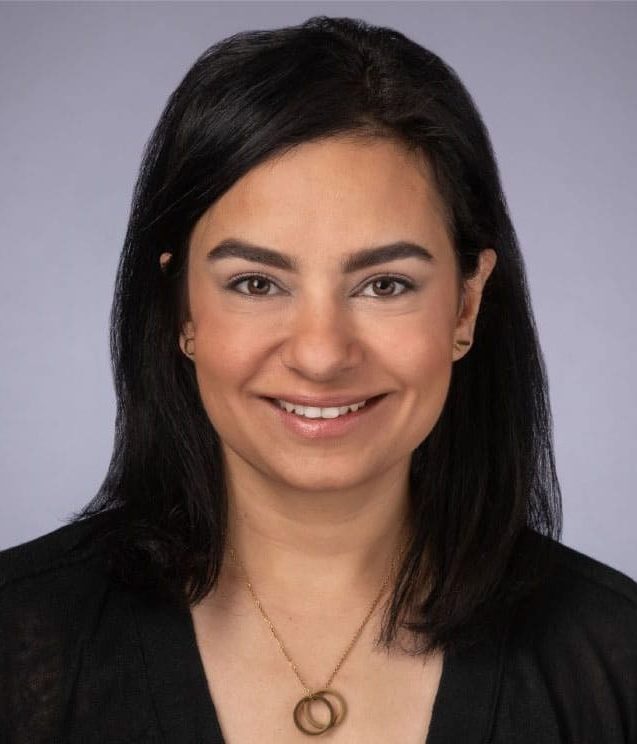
[293, 689, 347, 736]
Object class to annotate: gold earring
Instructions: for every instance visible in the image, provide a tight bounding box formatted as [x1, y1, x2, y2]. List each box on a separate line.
[454, 339, 471, 350]
[184, 337, 195, 357]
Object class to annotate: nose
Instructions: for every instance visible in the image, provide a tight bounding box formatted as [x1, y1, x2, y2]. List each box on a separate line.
[279, 296, 364, 380]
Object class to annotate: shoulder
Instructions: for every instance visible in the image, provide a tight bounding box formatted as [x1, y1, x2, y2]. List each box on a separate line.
[0, 510, 124, 637]
[518, 530, 637, 633]
[550, 536, 636, 600]
[499, 531, 637, 741]
[0, 512, 163, 741]
[0, 510, 119, 592]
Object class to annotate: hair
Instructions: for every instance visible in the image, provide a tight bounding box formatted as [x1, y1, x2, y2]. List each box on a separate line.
[73, 15, 562, 655]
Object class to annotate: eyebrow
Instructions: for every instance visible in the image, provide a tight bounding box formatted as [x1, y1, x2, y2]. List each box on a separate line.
[206, 238, 435, 273]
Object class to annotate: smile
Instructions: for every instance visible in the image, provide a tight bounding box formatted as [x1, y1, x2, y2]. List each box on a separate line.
[274, 398, 369, 418]
[262, 394, 388, 439]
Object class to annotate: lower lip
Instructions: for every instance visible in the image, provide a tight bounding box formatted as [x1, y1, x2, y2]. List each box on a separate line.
[262, 394, 388, 439]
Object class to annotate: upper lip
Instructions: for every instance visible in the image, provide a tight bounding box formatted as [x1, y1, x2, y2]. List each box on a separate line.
[263, 393, 386, 407]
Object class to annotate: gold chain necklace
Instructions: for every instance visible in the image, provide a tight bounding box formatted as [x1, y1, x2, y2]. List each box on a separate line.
[228, 539, 404, 737]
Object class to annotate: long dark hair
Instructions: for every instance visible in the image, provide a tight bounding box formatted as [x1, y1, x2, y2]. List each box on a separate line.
[74, 15, 562, 654]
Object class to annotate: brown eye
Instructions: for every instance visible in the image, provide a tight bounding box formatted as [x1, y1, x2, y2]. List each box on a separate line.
[360, 276, 415, 298]
[372, 278, 396, 296]
[226, 273, 415, 299]
[245, 277, 271, 294]
[227, 274, 280, 296]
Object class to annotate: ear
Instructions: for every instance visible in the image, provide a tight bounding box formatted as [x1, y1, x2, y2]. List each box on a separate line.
[452, 248, 497, 361]
[179, 320, 195, 358]
[159, 252, 172, 272]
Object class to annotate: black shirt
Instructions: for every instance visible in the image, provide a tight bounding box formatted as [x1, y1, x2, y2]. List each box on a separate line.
[1, 513, 636, 743]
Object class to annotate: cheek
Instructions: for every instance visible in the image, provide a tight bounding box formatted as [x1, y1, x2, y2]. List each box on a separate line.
[189, 281, 260, 378]
[192, 325, 255, 410]
[394, 338, 453, 424]
[376, 314, 454, 439]
[187, 299, 257, 422]
[192, 343, 242, 434]
[373, 304, 454, 380]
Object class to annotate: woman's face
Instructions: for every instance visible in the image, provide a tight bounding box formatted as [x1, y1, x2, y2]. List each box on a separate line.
[172, 136, 496, 493]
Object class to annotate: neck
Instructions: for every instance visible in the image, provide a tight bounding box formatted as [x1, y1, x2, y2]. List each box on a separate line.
[218, 457, 412, 615]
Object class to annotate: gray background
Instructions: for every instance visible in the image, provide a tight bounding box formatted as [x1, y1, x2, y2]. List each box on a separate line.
[1, 1, 635, 579]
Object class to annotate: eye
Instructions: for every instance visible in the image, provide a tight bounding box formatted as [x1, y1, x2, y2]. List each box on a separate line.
[226, 273, 281, 296]
[225, 273, 416, 298]
[358, 275, 416, 298]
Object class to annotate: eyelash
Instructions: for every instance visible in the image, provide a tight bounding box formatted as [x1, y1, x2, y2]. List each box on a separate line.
[225, 273, 417, 299]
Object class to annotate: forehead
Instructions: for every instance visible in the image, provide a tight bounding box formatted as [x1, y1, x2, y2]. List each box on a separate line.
[190, 136, 451, 258]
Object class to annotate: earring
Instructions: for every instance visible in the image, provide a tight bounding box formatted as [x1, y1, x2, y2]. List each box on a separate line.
[184, 337, 195, 357]
[454, 339, 471, 350]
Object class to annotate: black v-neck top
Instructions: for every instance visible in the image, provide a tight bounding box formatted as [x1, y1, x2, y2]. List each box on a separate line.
[1, 513, 636, 744]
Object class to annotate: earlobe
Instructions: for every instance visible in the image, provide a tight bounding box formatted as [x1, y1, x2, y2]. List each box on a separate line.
[452, 248, 497, 359]
[179, 321, 195, 358]
[179, 334, 196, 358]
[183, 338, 195, 357]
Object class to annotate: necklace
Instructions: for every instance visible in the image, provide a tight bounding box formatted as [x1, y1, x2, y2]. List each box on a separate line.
[227, 538, 404, 737]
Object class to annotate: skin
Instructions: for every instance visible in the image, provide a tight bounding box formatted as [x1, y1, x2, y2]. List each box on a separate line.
[160, 133, 496, 633]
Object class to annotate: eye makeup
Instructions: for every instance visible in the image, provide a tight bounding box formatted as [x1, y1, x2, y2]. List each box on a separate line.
[223, 272, 419, 299]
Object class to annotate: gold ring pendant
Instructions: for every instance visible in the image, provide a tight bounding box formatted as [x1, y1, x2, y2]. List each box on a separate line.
[293, 689, 348, 736]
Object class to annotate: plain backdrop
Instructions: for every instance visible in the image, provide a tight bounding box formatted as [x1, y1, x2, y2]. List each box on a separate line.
[1, 1, 635, 580]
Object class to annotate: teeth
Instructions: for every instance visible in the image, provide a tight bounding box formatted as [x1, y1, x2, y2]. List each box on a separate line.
[276, 399, 368, 418]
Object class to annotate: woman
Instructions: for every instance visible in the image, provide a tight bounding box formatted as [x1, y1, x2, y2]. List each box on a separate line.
[1, 15, 635, 744]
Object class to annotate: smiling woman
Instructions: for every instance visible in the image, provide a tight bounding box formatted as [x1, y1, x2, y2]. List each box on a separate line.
[1, 14, 636, 744]
[165, 137, 495, 495]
